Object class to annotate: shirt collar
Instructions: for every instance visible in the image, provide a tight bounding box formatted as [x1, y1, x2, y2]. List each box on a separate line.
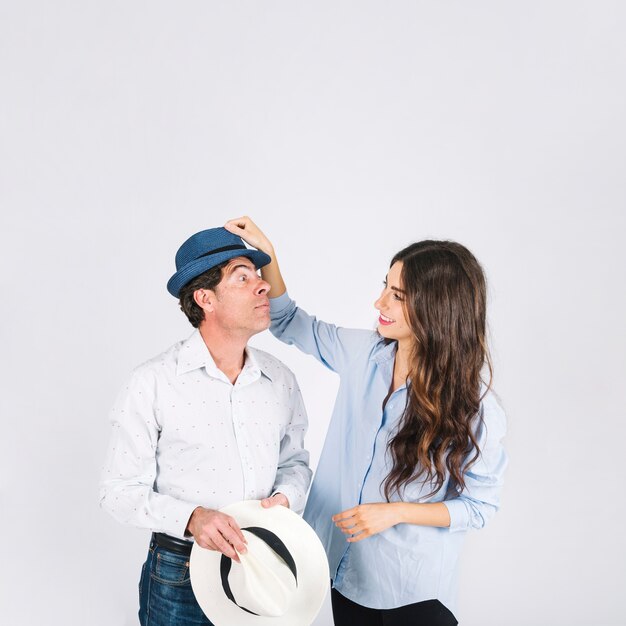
[176, 330, 273, 382]
[243, 345, 274, 382]
[371, 338, 410, 392]
[371, 337, 397, 365]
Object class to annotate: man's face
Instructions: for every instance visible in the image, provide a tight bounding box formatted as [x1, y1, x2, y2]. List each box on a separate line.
[200, 257, 271, 336]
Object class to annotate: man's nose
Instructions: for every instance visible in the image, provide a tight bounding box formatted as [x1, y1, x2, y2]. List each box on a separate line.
[255, 278, 271, 296]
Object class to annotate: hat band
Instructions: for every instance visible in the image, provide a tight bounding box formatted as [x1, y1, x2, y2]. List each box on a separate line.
[197, 244, 247, 260]
[219, 526, 298, 616]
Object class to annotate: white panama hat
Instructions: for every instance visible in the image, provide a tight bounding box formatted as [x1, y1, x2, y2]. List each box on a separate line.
[190, 500, 329, 626]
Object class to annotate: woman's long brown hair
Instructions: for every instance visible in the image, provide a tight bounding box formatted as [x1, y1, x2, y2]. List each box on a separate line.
[383, 240, 492, 501]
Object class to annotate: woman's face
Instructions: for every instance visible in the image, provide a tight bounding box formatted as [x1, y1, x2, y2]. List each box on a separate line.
[374, 261, 413, 345]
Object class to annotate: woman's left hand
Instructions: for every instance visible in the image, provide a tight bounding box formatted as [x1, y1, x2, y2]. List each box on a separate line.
[332, 503, 402, 542]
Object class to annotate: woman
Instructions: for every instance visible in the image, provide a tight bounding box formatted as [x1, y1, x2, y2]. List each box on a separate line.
[225, 217, 507, 626]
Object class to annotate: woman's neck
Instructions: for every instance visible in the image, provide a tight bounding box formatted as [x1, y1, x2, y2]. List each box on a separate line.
[392, 340, 413, 390]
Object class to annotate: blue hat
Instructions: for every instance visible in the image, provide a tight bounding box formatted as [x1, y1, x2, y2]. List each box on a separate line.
[167, 228, 272, 297]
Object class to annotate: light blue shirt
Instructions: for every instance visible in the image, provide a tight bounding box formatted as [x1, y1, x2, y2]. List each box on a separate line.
[270, 292, 507, 613]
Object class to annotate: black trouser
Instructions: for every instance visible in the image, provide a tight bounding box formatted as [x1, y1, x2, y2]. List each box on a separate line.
[331, 587, 458, 626]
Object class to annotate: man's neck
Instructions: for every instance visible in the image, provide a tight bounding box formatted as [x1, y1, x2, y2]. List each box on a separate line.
[198, 324, 249, 385]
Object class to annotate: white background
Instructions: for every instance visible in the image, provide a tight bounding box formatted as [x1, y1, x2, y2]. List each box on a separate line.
[1, 2, 625, 625]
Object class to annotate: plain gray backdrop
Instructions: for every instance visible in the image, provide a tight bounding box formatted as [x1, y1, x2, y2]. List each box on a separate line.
[1, 2, 625, 625]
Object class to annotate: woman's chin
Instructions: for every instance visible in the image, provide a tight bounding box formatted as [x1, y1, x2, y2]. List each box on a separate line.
[377, 323, 395, 339]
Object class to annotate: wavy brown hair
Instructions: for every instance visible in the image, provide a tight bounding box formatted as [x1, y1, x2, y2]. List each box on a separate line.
[383, 240, 492, 501]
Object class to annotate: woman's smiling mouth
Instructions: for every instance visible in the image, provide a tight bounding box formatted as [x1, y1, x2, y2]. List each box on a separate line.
[378, 314, 395, 325]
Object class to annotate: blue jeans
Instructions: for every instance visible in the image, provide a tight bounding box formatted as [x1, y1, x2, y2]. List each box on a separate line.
[138, 538, 214, 626]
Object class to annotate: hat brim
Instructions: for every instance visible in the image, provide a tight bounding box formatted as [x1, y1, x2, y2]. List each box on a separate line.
[190, 501, 329, 626]
[167, 249, 271, 297]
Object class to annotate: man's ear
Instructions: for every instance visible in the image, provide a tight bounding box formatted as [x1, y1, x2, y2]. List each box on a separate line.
[193, 288, 216, 314]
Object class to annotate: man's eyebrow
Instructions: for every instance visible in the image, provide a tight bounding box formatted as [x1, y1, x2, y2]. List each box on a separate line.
[225, 261, 256, 275]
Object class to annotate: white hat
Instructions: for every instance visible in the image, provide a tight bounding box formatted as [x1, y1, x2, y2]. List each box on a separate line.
[190, 500, 329, 626]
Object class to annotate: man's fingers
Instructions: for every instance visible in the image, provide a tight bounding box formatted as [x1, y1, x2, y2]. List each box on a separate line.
[199, 527, 243, 562]
[224, 519, 247, 551]
[190, 510, 247, 561]
[196, 536, 219, 551]
[210, 531, 240, 562]
[205, 538, 219, 551]
[214, 517, 247, 555]
[261, 493, 290, 508]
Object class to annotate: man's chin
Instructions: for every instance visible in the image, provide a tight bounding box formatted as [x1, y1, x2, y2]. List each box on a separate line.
[250, 317, 271, 334]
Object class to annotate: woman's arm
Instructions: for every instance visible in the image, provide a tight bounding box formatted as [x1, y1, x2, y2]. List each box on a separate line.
[334, 391, 507, 542]
[442, 391, 508, 532]
[333, 502, 451, 542]
[224, 216, 286, 297]
[225, 216, 375, 374]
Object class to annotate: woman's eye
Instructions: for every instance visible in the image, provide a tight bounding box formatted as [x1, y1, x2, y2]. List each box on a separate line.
[393, 292, 403, 301]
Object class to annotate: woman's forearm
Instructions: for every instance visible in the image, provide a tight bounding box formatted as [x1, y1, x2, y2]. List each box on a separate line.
[395, 501, 451, 528]
[261, 247, 287, 298]
[334, 501, 451, 542]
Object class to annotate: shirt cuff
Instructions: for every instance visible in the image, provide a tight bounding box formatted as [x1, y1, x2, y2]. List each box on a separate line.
[271, 484, 304, 515]
[269, 291, 291, 314]
[443, 498, 471, 533]
[166, 500, 202, 540]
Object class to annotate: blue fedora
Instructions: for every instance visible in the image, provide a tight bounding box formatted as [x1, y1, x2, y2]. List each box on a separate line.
[167, 228, 271, 297]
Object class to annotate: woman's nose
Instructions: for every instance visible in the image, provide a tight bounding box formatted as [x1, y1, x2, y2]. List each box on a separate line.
[374, 290, 387, 309]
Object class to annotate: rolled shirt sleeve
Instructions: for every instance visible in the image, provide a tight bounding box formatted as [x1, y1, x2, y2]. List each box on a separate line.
[444, 390, 508, 532]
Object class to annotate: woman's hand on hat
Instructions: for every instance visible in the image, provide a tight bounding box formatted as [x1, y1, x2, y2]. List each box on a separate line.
[186, 506, 248, 562]
[260, 493, 290, 508]
[224, 216, 274, 257]
[332, 503, 402, 542]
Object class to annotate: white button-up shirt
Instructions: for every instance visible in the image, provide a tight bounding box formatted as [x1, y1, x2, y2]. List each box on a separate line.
[99, 330, 312, 539]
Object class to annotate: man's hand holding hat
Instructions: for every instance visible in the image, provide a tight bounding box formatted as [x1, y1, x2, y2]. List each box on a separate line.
[187, 493, 290, 562]
[186, 507, 248, 562]
[260, 492, 290, 509]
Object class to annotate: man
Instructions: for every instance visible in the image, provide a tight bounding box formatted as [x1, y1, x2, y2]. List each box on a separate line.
[100, 227, 312, 626]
